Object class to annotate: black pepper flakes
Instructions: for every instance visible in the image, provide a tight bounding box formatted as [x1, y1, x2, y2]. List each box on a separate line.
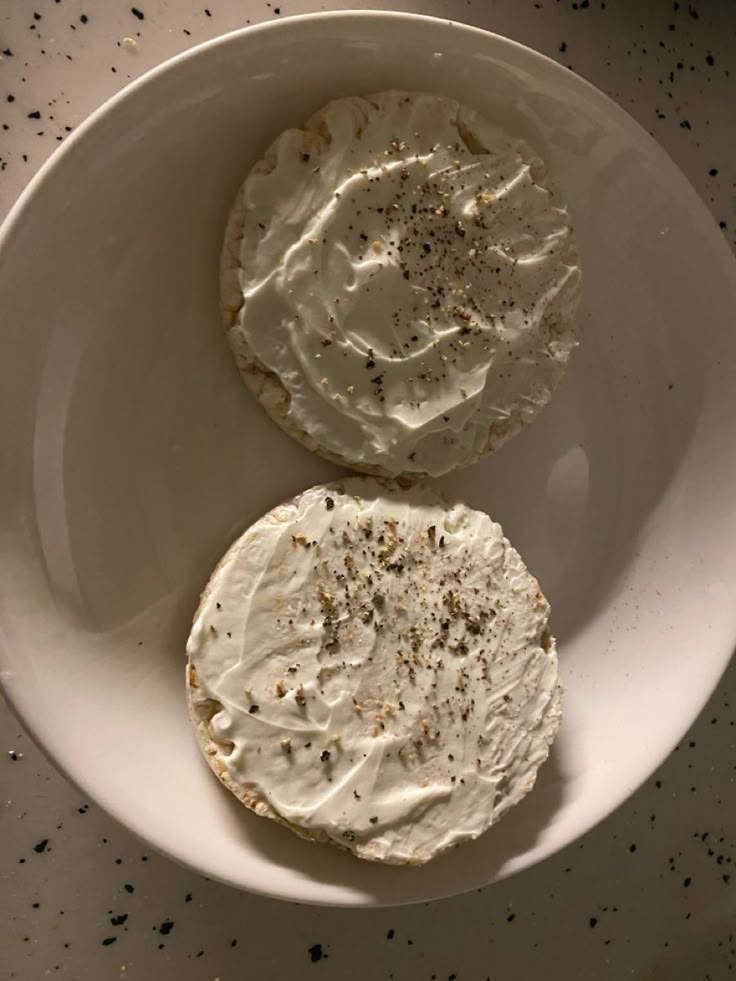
[325, 497, 335, 510]
[320, 749, 331, 762]
[248, 704, 260, 714]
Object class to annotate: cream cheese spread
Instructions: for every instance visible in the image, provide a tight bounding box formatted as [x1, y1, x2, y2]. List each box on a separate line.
[186, 478, 560, 864]
[222, 91, 581, 477]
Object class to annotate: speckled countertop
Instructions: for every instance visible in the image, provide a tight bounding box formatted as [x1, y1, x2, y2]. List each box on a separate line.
[1, 1, 735, 978]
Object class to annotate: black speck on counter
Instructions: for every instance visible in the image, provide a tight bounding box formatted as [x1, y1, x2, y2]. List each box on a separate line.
[709, 168, 718, 176]
[131, 6, 145, 19]
[589, 916, 599, 928]
[683, 876, 692, 887]
[185, 893, 192, 902]
[386, 928, 395, 939]
[506, 913, 515, 922]
[28, 110, 41, 119]
[559, 41, 567, 52]
[33, 838, 48, 853]
[101, 937, 117, 947]
[110, 913, 128, 926]
[308, 943, 324, 962]
[123, 883, 135, 894]
[80, 14, 88, 23]
[159, 919, 174, 935]
[2, 48, 13, 56]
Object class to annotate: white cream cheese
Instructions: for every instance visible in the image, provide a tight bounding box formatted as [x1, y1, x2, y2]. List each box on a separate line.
[222, 91, 581, 477]
[186, 478, 560, 864]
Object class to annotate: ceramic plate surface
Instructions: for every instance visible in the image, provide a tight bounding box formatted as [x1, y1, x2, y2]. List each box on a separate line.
[1, 11, 735, 906]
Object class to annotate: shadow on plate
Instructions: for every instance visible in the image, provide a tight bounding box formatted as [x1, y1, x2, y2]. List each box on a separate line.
[214, 740, 566, 902]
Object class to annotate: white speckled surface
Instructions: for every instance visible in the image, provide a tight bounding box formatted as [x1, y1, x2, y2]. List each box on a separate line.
[1, 1, 735, 978]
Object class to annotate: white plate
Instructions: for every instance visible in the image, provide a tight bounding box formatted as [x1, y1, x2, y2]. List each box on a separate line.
[1, 11, 735, 907]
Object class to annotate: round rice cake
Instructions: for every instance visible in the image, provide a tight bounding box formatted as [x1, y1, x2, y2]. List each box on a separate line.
[186, 477, 561, 865]
[221, 90, 581, 478]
